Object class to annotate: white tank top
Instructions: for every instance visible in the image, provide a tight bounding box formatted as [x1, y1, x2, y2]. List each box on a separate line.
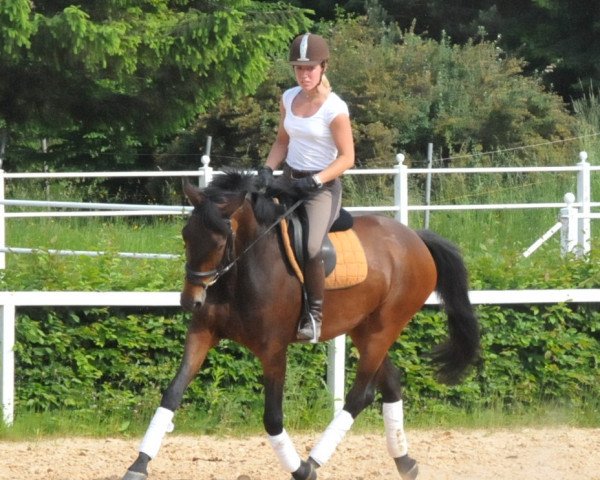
[282, 86, 349, 171]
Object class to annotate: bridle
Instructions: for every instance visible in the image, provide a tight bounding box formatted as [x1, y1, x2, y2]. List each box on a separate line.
[184, 219, 236, 289]
[184, 198, 303, 289]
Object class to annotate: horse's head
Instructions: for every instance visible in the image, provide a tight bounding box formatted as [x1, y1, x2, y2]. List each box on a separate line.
[180, 172, 252, 312]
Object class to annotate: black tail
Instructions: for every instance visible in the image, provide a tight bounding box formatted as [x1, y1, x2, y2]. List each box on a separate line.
[417, 230, 481, 385]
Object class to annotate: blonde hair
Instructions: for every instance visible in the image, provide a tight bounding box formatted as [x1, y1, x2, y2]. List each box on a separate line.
[321, 73, 332, 92]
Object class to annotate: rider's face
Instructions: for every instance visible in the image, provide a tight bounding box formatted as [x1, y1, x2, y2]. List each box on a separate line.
[293, 64, 324, 91]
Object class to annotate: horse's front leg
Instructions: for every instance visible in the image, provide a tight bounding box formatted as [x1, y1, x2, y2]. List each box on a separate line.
[122, 323, 217, 480]
[261, 351, 317, 480]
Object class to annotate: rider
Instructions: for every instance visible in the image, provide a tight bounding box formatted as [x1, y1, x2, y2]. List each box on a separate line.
[258, 32, 355, 342]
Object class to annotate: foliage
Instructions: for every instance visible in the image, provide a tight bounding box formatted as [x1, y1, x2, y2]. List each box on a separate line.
[3, 238, 599, 422]
[289, 0, 600, 99]
[572, 83, 600, 157]
[0, 0, 311, 172]
[177, 14, 574, 171]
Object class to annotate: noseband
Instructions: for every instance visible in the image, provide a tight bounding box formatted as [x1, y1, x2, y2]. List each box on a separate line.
[184, 198, 303, 290]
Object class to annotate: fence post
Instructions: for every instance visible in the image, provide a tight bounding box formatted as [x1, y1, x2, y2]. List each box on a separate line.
[1, 303, 16, 425]
[198, 155, 213, 188]
[576, 151, 591, 255]
[560, 192, 579, 256]
[394, 153, 408, 225]
[327, 335, 346, 415]
[0, 169, 5, 269]
[424, 143, 433, 229]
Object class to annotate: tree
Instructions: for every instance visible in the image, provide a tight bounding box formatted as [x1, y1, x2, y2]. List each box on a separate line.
[0, 0, 311, 171]
[287, 0, 600, 99]
[174, 14, 573, 171]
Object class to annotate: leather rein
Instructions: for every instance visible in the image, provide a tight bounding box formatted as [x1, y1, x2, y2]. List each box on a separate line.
[185, 198, 303, 289]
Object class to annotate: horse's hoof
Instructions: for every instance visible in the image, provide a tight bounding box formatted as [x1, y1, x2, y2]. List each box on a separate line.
[395, 454, 418, 480]
[122, 470, 148, 480]
[290, 459, 317, 480]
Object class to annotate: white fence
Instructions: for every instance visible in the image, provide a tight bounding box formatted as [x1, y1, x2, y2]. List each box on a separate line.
[2, 289, 600, 426]
[1, 152, 599, 425]
[1, 152, 599, 266]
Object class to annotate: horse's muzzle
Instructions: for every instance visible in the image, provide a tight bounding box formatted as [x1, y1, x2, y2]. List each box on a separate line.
[180, 286, 206, 312]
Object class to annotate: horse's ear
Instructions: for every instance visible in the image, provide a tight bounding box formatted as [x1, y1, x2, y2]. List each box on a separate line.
[182, 180, 205, 208]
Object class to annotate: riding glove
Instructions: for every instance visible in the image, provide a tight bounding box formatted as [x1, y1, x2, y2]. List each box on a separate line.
[293, 175, 321, 195]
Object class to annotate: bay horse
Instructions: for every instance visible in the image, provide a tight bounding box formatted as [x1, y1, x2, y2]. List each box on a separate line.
[122, 171, 480, 480]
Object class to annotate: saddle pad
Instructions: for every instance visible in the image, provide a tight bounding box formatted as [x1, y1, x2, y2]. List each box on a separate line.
[279, 219, 368, 290]
[325, 230, 368, 290]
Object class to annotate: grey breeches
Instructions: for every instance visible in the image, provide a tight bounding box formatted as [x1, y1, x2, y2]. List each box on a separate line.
[303, 179, 342, 259]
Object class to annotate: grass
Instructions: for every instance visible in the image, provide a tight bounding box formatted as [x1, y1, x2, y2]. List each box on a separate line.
[2, 398, 599, 441]
[6, 216, 184, 254]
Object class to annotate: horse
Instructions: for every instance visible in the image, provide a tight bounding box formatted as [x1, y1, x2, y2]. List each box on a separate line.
[122, 171, 480, 480]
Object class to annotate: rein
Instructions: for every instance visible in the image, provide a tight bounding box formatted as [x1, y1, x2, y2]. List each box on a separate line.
[185, 198, 304, 288]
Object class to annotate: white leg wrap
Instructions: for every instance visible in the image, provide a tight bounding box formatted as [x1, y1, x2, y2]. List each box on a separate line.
[139, 407, 175, 459]
[383, 400, 408, 458]
[309, 409, 354, 467]
[268, 429, 302, 473]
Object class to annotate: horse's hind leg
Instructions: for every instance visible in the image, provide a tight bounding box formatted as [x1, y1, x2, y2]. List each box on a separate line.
[303, 338, 387, 470]
[376, 356, 419, 480]
[305, 339, 417, 478]
[122, 325, 216, 480]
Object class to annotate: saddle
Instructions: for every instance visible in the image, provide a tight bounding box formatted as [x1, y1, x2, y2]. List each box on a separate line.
[280, 208, 368, 290]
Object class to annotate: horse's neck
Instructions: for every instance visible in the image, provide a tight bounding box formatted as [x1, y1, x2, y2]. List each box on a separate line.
[231, 200, 284, 276]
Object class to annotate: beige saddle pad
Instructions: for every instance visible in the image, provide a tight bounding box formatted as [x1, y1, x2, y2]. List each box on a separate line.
[280, 219, 368, 290]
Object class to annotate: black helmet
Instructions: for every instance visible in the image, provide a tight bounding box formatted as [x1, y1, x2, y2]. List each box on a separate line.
[288, 33, 329, 66]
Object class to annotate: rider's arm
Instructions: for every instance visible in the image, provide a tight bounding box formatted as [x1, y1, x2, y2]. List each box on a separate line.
[265, 100, 289, 170]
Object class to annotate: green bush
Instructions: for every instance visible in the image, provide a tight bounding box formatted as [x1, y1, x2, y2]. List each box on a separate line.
[5, 248, 599, 419]
[181, 14, 574, 171]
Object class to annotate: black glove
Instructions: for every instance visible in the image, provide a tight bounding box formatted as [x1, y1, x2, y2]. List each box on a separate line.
[255, 166, 273, 190]
[293, 175, 320, 195]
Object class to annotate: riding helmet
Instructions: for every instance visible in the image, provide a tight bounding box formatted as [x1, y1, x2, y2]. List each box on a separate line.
[289, 33, 329, 66]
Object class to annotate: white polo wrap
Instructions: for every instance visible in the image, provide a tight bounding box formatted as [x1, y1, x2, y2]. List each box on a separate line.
[268, 429, 302, 473]
[383, 400, 408, 458]
[139, 407, 175, 459]
[309, 409, 354, 466]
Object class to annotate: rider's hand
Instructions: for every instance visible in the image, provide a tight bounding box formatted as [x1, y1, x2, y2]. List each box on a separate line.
[293, 175, 321, 195]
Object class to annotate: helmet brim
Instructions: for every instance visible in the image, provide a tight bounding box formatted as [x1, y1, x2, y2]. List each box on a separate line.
[290, 60, 323, 66]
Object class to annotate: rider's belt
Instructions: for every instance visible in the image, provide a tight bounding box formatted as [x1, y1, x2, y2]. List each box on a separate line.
[284, 164, 334, 186]
[284, 164, 319, 178]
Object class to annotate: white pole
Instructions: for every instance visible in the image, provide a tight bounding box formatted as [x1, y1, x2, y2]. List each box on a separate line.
[576, 151, 591, 255]
[327, 335, 346, 415]
[199, 155, 213, 188]
[560, 193, 578, 256]
[0, 169, 5, 269]
[394, 154, 408, 225]
[1, 303, 15, 425]
[199, 136, 213, 188]
[424, 143, 433, 229]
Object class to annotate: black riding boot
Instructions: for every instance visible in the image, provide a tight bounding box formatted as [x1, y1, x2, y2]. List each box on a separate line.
[297, 255, 325, 343]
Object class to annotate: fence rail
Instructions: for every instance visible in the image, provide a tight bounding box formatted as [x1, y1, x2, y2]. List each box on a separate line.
[1, 152, 599, 425]
[1, 152, 598, 266]
[3, 288, 600, 425]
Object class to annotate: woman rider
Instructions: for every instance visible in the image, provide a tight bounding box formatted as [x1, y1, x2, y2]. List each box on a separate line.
[258, 33, 355, 343]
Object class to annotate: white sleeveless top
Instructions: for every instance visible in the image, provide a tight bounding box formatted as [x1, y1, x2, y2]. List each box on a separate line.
[282, 86, 349, 171]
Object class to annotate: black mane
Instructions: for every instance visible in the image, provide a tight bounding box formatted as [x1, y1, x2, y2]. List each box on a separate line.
[198, 168, 299, 228]
[203, 169, 255, 202]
